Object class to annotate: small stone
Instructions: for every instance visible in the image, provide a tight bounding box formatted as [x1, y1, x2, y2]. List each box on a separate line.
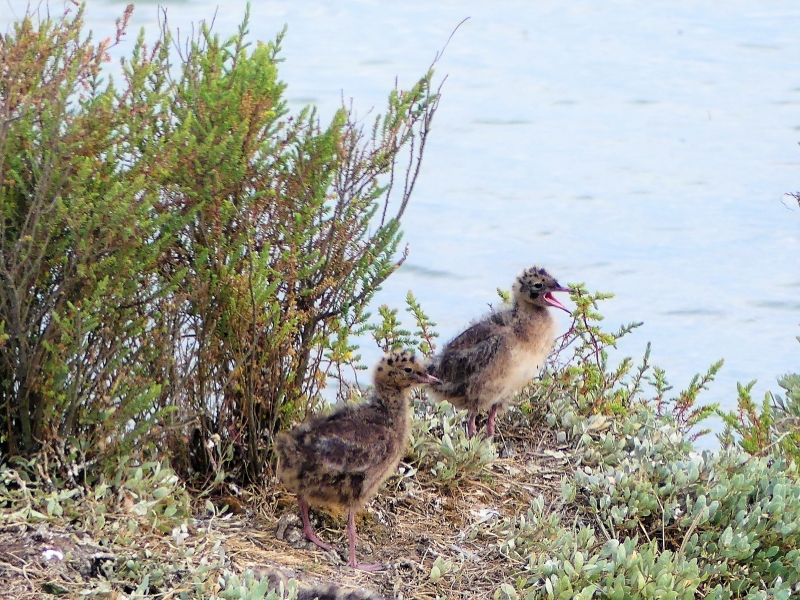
[275, 512, 298, 541]
[41, 548, 64, 562]
[285, 527, 305, 547]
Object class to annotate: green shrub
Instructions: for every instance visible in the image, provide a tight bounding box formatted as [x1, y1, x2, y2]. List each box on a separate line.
[137, 8, 441, 484]
[485, 403, 800, 598]
[718, 370, 800, 462]
[0, 4, 181, 460]
[0, 4, 441, 485]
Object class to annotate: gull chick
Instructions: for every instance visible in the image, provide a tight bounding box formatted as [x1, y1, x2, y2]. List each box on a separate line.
[276, 350, 439, 571]
[428, 266, 571, 438]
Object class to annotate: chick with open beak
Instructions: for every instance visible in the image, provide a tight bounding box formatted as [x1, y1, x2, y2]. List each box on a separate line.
[427, 266, 572, 438]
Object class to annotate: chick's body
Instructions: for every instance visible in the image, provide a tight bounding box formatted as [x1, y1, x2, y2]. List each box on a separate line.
[276, 392, 410, 515]
[429, 266, 571, 438]
[276, 350, 438, 571]
[435, 307, 558, 415]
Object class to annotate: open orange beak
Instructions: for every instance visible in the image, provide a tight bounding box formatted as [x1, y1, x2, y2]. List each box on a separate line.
[544, 284, 573, 313]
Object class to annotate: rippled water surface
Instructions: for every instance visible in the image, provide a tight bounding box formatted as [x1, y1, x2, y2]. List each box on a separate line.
[4, 0, 800, 443]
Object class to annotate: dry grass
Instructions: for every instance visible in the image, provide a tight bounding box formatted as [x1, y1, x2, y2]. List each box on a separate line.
[0, 420, 577, 599]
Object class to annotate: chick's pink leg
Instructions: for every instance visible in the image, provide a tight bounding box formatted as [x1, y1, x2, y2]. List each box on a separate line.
[486, 403, 499, 438]
[467, 412, 477, 438]
[299, 497, 332, 551]
[347, 507, 384, 572]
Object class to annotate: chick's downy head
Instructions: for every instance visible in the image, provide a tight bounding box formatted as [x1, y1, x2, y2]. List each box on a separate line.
[512, 266, 573, 313]
[374, 349, 441, 389]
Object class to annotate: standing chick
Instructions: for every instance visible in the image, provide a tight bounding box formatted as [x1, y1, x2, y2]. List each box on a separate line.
[275, 350, 439, 571]
[428, 266, 572, 438]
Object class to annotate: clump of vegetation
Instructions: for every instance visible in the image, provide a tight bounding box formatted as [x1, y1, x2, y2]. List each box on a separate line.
[160, 15, 440, 485]
[487, 410, 800, 599]
[0, 3, 178, 465]
[718, 372, 800, 462]
[715, 192, 800, 464]
[0, 3, 441, 486]
[410, 399, 498, 488]
[528, 285, 721, 438]
[0, 456, 195, 596]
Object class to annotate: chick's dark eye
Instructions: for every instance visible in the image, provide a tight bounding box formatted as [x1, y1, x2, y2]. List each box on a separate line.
[404, 367, 413, 373]
[533, 282, 543, 289]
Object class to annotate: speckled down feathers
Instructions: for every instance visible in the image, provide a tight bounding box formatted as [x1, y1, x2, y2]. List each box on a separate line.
[275, 402, 408, 514]
[428, 266, 565, 416]
[276, 350, 429, 514]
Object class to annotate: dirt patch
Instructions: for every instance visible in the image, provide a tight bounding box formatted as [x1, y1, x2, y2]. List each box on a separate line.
[0, 521, 117, 597]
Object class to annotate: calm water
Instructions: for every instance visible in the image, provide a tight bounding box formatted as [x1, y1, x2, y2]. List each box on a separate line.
[4, 1, 800, 444]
